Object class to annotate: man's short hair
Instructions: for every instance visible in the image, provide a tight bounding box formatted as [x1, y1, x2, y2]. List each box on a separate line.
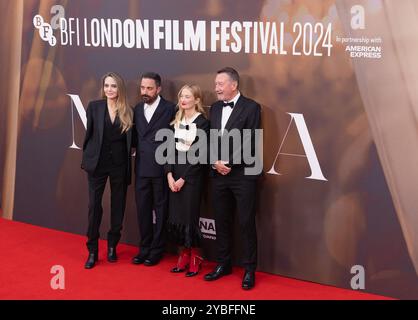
[217, 67, 240, 88]
[140, 72, 162, 87]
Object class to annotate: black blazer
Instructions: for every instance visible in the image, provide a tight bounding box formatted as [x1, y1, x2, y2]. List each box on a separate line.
[133, 96, 176, 178]
[81, 99, 133, 184]
[209, 94, 261, 179]
[164, 114, 210, 182]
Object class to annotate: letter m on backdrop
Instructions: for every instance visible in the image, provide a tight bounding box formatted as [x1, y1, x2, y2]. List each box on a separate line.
[67, 94, 87, 149]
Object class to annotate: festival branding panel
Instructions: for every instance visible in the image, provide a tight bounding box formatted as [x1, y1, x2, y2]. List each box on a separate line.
[1, 0, 417, 298]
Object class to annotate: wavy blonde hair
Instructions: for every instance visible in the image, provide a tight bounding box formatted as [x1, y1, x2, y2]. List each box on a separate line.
[101, 72, 133, 133]
[171, 84, 206, 126]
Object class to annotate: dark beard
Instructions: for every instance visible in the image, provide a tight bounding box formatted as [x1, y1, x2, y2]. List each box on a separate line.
[142, 94, 158, 104]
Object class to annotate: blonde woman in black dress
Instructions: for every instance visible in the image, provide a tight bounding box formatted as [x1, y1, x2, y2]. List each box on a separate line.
[165, 84, 209, 277]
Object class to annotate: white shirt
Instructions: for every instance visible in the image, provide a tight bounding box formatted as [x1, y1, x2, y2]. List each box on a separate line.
[174, 112, 201, 152]
[221, 92, 240, 134]
[213, 92, 241, 169]
[144, 95, 161, 123]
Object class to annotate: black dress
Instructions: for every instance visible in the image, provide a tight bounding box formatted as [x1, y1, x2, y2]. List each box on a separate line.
[165, 113, 210, 247]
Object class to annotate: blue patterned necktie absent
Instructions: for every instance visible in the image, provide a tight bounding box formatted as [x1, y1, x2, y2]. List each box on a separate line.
[222, 101, 234, 108]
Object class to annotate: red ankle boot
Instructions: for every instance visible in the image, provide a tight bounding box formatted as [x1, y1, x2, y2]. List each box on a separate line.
[171, 248, 190, 273]
[186, 248, 203, 277]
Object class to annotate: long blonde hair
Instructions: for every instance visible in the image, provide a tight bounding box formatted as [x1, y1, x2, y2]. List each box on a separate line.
[171, 84, 206, 126]
[101, 72, 133, 133]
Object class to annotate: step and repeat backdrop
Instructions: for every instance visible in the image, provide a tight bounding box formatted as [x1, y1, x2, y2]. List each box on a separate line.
[1, 0, 418, 298]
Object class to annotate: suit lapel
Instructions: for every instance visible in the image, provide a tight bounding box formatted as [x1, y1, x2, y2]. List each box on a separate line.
[224, 95, 245, 132]
[136, 102, 148, 135]
[212, 102, 223, 130]
[126, 128, 132, 154]
[146, 98, 165, 133]
[97, 101, 106, 148]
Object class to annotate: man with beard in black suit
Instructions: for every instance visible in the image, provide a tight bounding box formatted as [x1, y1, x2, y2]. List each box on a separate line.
[132, 72, 176, 266]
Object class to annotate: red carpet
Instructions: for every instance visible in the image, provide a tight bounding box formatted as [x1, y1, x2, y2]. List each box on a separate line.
[0, 218, 391, 300]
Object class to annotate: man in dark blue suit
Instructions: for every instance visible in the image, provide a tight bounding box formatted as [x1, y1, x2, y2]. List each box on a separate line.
[132, 72, 176, 266]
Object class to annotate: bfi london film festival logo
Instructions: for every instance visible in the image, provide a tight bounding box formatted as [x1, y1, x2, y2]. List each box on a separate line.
[33, 5, 65, 47]
[33, 14, 57, 46]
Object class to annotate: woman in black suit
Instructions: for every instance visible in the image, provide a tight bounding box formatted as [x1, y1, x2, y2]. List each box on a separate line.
[165, 84, 210, 277]
[81, 72, 133, 269]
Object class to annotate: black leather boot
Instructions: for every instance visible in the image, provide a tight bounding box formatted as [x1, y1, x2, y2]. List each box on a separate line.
[107, 247, 117, 262]
[84, 252, 98, 269]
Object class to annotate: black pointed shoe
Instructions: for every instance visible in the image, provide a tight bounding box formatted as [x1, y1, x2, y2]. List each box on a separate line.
[144, 255, 162, 266]
[204, 264, 232, 281]
[242, 271, 255, 290]
[107, 247, 117, 262]
[84, 253, 98, 269]
[132, 252, 148, 265]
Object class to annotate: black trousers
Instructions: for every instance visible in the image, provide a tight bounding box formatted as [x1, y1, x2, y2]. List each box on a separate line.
[211, 176, 257, 272]
[86, 163, 128, 253]
[135, 176, 168, 258]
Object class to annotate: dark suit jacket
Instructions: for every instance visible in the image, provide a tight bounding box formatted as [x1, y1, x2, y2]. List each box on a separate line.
[164, 114, 210, 182]
[209, 94, 261, 179]
[81, 99, 133, 184]
[133, 96, 176, 178]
